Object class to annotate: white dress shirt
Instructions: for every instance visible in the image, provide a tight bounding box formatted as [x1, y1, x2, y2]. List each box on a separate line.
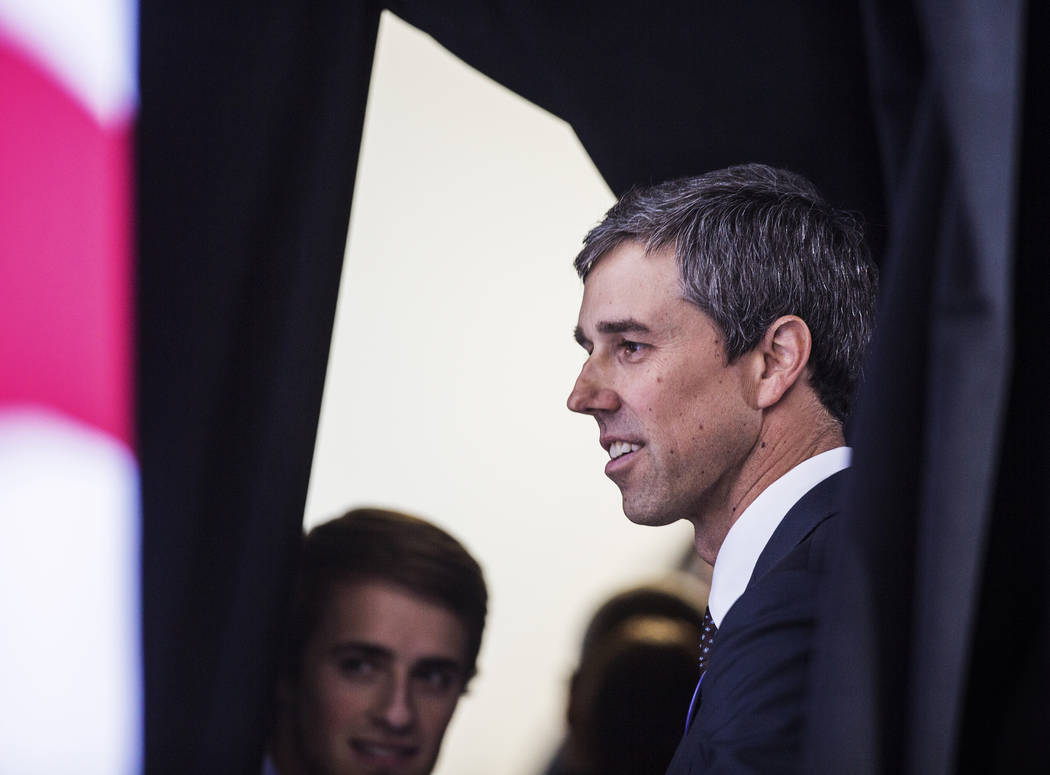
[707, 447, 851, 627]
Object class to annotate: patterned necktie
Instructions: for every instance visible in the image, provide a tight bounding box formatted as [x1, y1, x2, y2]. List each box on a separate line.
[697, 607, 717, 676]
[685, 607, 718, 731]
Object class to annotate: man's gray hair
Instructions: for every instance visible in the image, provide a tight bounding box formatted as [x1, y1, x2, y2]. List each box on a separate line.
[574, 163, 878, 423]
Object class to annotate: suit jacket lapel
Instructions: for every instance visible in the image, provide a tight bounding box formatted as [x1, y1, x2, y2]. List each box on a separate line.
[748, 468, 848, 585]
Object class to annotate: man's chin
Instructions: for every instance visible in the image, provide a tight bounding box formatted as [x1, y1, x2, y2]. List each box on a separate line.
[621, 499, 678, 527]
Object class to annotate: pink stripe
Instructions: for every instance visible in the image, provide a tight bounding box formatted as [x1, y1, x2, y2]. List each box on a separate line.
[0, 36, 133, 447]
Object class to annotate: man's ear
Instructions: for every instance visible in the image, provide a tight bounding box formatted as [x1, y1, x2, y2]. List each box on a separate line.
[753, 315, 811, 409]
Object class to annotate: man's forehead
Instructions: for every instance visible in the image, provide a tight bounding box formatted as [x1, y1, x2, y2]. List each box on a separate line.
[577, 248, 686, 330]
[583, 240, 677, 291]
[318, 579, 469, 653]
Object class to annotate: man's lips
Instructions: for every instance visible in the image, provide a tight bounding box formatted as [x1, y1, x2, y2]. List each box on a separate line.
[350, 738, 419, 763]
[602, 438, 644, 475]
[607, 440, 641, 460]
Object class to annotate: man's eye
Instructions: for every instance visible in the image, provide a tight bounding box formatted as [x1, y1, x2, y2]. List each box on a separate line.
[620, 340, 645, 355]
[337, 657, 376, 678]
[416, 668, 457, 693]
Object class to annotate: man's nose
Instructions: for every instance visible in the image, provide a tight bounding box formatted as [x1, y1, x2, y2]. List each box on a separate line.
[373, 675, 416, 732]
[567, 360, 620, 414]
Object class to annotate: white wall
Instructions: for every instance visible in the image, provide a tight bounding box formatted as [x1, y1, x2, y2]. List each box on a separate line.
[304, 13, 695, 774]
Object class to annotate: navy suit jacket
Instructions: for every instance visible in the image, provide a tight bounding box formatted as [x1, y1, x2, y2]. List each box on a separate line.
[665, 469, 846, 774]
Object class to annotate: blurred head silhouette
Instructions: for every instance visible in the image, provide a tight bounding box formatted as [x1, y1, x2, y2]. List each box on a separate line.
[545, 573, 708, 775]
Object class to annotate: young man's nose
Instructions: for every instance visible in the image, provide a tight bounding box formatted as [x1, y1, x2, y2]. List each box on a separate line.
[373, 675, 416, 731]
[567, 360, 620, 414]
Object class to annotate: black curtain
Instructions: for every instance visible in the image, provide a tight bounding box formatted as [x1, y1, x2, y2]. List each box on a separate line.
[805, 2, 1048, 773]
[139, 2, 381, 771]
[138, 1, 1045, 773]
[385, 0, 885, 245]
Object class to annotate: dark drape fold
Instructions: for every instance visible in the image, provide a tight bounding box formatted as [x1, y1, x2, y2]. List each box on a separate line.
[386, 0, 886, 250]
[139, 2, 381, 772]
[806, 2, 1040, 774]
[956, 2, 1050, 770]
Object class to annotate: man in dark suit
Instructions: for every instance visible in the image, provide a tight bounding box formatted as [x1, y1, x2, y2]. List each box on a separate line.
[566, 164, 878, 773]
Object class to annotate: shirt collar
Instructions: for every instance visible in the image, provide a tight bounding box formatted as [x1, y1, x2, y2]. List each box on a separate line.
[707, 446, 851, 626]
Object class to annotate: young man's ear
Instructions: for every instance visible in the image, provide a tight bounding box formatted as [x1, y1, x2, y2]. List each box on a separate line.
[753, 315, 811, 410]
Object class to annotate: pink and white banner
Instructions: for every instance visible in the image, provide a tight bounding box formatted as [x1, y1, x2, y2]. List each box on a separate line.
[0, 0, 140, 771]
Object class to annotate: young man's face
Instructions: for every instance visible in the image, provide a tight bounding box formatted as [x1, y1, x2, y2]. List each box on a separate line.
[285, 579, 469, 775]
[568, 241, 759, 531]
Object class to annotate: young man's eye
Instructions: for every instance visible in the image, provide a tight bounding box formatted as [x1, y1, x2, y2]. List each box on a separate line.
[620, 340, 645, 355]
[415, 667, 458, 693]
[337, 657, 376, 678]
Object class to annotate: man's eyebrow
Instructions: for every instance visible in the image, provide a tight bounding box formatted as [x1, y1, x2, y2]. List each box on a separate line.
[412, 656, 465, 674]
[596, 318, 652, 336]
[574, 318, 652, 347]
[329, 642, 463, 671]
[329, 642, 392, 660]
